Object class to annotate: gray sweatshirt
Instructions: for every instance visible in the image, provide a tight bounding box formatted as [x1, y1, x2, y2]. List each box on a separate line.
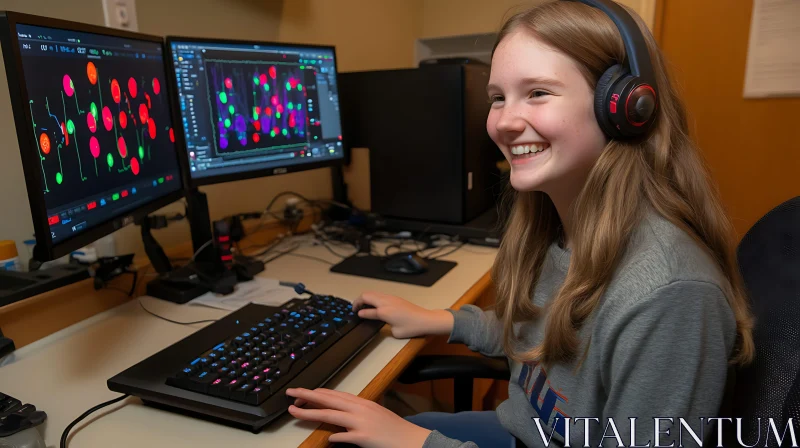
[423, 213, 737, 448]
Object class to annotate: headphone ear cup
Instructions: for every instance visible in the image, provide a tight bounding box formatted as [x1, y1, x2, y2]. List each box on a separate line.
[594, 64, 625, 139]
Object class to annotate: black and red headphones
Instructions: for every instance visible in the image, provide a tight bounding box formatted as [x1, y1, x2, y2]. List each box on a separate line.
[567, 0, 659, 139]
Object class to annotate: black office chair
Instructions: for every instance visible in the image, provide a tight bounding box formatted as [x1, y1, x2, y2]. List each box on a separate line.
[399, 196, 800, 445]
[722, 196, 800, 446]
[398, 354, 510, 413]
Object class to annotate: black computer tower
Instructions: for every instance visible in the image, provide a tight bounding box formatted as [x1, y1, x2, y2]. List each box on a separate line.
[339, 64, 502, 225]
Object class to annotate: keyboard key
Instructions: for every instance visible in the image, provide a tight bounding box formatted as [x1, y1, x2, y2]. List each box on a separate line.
[9, 403, 35, 418]
[247, 385, 270, 405]
[305, 328, 318, 342]
[208, 378, 227, 397]
[231, 383, 255, 402]
[1, 398, 22, 414]
[277, 356, 296, 373]
[188, 372, 219, 393]
[222, 379, 241, 395]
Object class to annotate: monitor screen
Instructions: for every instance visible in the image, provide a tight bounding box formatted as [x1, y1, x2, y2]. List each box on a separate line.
[12, 23, 182, 248]
[168, 39, 344, 184]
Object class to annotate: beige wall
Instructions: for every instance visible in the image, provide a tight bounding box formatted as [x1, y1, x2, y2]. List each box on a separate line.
[420, 0, 655, 39]
[420, 0, 533, 38]
[279, 0, 421, 72]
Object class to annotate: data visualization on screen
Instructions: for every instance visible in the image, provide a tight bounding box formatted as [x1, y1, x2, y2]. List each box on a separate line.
[15, 24, 182, 245]
[169, 39, 344, 183]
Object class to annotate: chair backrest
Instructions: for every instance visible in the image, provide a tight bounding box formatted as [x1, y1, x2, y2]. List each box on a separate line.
[726, 196, 800, 447]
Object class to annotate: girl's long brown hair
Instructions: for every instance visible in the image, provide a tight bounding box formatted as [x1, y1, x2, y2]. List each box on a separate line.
[492, 1, 754, 366]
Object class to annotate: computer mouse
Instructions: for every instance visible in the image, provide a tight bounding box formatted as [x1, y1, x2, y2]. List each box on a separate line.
[383, 252, 428, 275]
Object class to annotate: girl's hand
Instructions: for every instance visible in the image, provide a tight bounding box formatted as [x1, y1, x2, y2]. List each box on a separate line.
[286, 388, 431, 448]
[353, 291, 454, 339]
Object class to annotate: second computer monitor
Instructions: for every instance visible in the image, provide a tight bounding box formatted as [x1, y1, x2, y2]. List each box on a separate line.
[167, 38, 345, 186]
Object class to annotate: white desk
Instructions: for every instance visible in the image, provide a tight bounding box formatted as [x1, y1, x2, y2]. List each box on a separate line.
[0, 242, 496, 447]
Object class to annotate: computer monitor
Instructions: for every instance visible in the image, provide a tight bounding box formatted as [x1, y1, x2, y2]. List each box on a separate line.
[0, 12, 184, 262]
[165, 37, 346, 187]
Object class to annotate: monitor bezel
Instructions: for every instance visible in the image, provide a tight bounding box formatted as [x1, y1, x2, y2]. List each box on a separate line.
[0, 11, 185, 262]
[165, 35, 349, 189]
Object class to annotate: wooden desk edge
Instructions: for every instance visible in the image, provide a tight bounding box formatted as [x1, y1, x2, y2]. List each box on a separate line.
[299, 270, 494, 448]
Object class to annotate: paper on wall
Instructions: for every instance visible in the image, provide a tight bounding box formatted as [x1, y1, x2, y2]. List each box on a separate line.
[743, 0, 800, 98]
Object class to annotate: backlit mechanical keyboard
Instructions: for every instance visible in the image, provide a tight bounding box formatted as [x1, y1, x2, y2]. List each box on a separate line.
[107, 294, 384, 432]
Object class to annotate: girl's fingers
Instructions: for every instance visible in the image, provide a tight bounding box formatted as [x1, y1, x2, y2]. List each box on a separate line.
[354, 292, 382, 311]
[329, 431, 365, 445]
[308, 388, 370, 408]
[287, 405, 354, 428]
[358, 308, 380, 320]
[285, 388, 359, 412]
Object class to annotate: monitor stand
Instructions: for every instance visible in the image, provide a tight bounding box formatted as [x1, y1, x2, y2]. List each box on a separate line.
[141, 189, 263, 304]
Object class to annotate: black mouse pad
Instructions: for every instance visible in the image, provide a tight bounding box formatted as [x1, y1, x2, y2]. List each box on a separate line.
[329, 254, 457, 287]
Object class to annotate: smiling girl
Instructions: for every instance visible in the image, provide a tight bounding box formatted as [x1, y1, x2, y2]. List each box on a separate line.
[286, 1, 754, 447]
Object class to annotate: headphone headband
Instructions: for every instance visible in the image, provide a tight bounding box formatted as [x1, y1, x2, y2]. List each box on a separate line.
[566, 0, 656, 84]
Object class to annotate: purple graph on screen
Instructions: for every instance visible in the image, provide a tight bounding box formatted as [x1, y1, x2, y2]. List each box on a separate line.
[205, 60, 308, 155]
